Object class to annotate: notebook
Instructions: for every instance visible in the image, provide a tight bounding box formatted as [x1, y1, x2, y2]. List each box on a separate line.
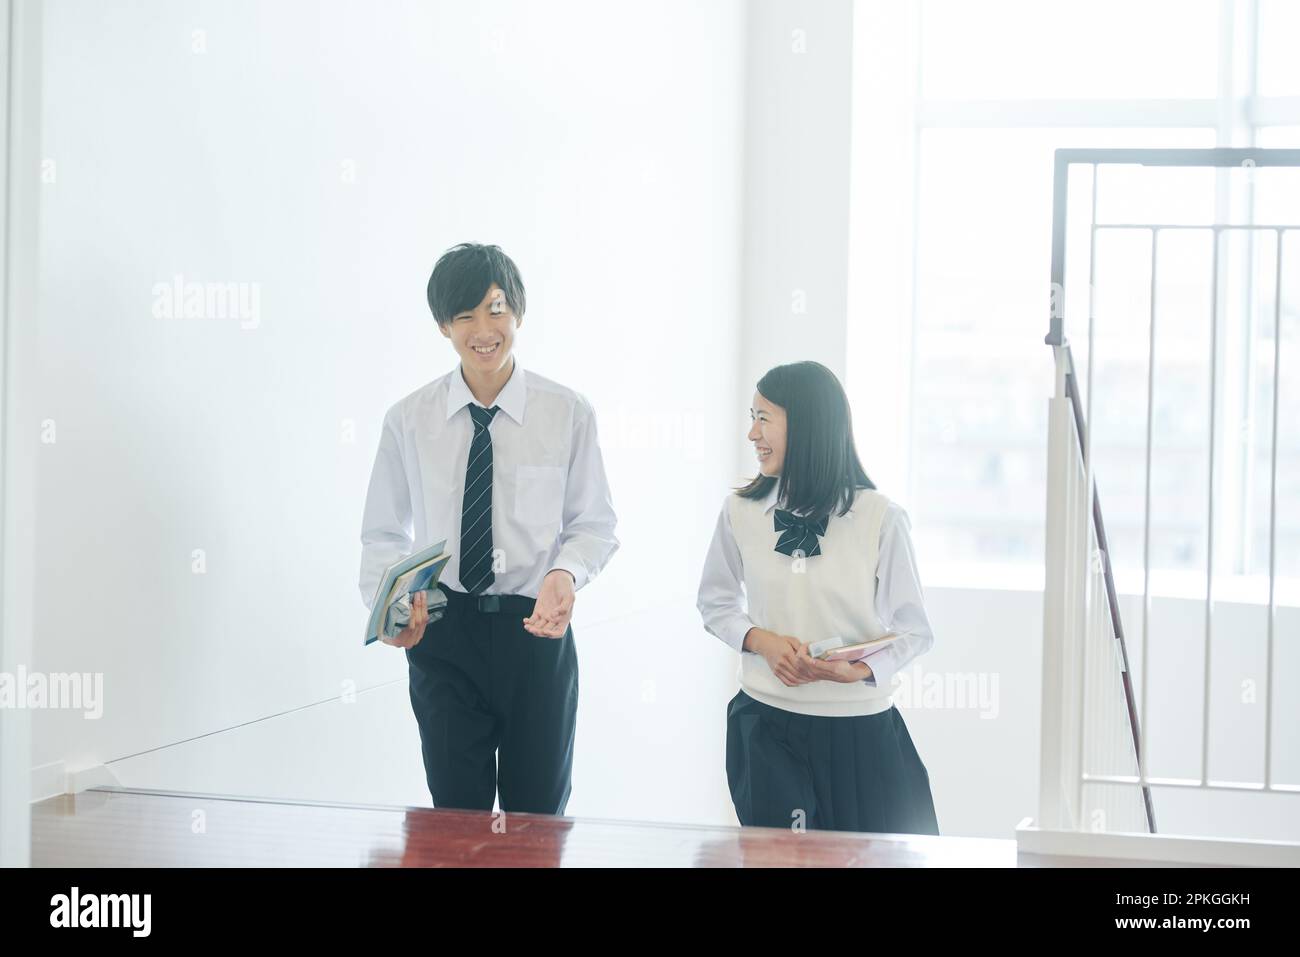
[808, 632, 901, 662]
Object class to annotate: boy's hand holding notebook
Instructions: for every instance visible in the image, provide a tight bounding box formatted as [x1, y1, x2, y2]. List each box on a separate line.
[808, 632, 901, 662]
[364, 540, 454, 645]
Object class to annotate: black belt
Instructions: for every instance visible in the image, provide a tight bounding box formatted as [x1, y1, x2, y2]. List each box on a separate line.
[438, 585, 536, 617]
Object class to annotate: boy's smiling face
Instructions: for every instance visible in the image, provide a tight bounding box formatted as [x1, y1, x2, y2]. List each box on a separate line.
[439, 282, 520, 375]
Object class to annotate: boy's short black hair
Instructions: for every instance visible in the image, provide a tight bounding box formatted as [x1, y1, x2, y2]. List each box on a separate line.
[426, 243, 527, 327]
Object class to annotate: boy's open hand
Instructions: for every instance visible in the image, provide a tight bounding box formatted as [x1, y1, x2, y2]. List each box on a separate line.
[382, 590, 429, 649]
[523, 569, 575, 638]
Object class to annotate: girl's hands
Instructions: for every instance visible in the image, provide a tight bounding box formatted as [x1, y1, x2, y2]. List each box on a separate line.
[793, 641, 873, 683]
[743, 629, 874, 685]
[746, 629, 811, 687]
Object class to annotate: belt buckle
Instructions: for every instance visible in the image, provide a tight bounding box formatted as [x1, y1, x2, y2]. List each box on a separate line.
[477, 595, 501, 613]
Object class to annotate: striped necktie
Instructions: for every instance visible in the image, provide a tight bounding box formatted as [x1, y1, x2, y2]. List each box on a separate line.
[460, 404, 500, 594]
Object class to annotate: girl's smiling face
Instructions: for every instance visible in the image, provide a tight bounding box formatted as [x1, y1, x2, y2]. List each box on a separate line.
[748, 391, 787, 477]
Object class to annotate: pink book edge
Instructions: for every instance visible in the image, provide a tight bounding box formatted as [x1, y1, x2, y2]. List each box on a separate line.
[821, 635, 900, 662]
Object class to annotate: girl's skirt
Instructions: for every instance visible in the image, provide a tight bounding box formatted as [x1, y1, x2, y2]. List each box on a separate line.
[725, 689, 940, 835]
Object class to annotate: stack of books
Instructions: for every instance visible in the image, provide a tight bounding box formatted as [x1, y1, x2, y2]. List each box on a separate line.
[364, 540, 453, 645]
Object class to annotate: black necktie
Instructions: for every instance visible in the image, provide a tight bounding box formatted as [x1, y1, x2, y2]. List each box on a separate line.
[773, 508, 828, 558]
[460, 404, 500, 594]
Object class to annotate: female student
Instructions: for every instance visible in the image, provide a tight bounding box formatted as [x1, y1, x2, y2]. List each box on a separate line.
[697, 360, 940, 835]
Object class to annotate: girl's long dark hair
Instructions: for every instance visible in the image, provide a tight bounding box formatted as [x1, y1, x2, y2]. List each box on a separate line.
[736, 361, 875, 520]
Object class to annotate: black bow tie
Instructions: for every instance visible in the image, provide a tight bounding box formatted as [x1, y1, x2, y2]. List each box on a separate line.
[773, 508, 828, 558]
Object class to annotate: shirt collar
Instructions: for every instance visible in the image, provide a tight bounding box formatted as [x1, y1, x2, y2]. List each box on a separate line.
[759, 482, 829, 518]
[445, 356, 526, 426]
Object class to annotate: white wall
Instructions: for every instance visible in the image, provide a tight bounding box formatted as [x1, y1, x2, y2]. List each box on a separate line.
[32, 0, 745, 826]
[1, 0, 44, 868]
[739, 0, 855, 395]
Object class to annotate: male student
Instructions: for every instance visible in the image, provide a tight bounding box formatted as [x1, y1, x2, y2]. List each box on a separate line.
[359, 242, 619, 815]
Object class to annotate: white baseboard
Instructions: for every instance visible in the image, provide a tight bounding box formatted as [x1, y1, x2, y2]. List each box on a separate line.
[30, 761, 121, 802]
[30, 761, 65, 802]
[67, 763, 120, 793]
[1015, 817, 1300, 867]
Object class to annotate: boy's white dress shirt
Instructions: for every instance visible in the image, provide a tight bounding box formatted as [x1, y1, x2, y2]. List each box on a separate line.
[360, 359, 619, 607]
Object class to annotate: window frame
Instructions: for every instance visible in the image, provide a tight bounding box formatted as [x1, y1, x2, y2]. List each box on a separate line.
[848, 0, 1300, 601]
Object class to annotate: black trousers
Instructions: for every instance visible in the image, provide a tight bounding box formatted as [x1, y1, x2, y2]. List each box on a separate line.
[725, 690, 940, 835]
[405, 586, 578, 815]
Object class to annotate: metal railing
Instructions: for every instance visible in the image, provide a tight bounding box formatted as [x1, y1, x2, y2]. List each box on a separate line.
[1040, 147, 1300, 837]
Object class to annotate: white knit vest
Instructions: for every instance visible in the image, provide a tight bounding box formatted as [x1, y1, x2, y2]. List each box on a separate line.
[727, 486, 895, 717]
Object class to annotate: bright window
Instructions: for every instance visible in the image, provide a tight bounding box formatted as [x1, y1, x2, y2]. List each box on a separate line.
[848, 0, 1300, 601]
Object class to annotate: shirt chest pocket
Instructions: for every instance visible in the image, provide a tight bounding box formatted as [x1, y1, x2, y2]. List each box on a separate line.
[513, 465, 566, 527]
